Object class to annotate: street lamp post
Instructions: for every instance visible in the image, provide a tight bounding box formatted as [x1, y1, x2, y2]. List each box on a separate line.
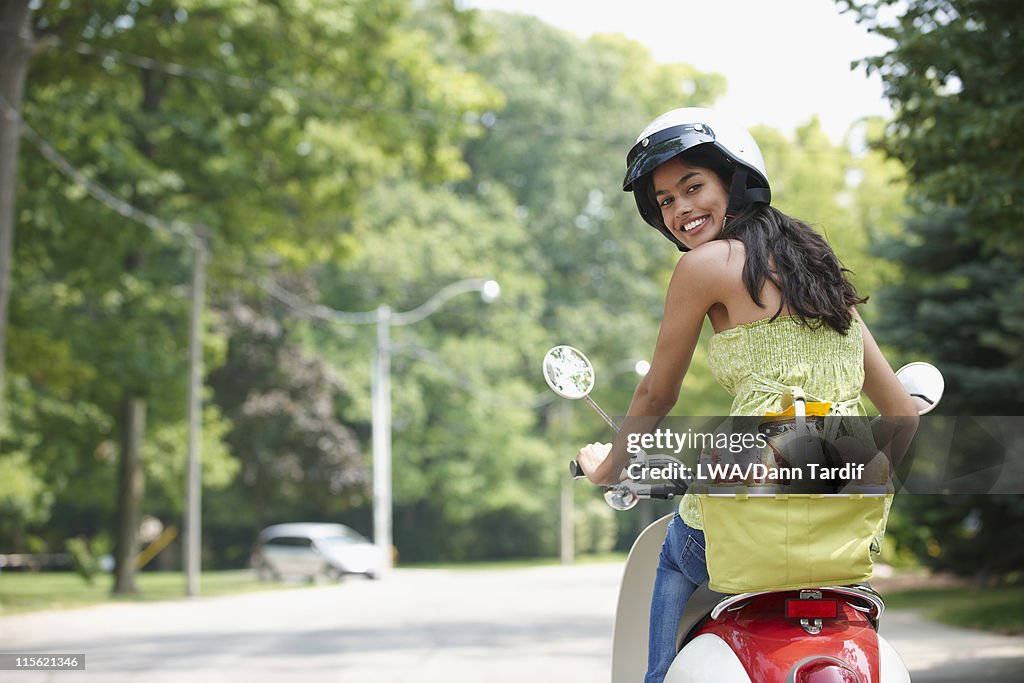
[371, 304, 393, 571]
[370, 279, 500, 572]
[184, 239, 207, 597]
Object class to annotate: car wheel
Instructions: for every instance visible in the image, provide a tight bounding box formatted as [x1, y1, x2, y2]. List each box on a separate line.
[325, 565, 344, 582]
[256, 563, 278, 582]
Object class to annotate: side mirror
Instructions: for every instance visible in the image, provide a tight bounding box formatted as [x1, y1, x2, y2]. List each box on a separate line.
[542, 345, 596, 400]
[895, 362, 945, 415]
[542, 345, 623, 478]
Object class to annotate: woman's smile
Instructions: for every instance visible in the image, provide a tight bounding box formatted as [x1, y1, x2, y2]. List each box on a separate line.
[652, 156, 730, 248]
[681, 215, 710, 234]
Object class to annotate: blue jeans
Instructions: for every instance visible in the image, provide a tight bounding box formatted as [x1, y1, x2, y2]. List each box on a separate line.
[644, 514, 709, 683]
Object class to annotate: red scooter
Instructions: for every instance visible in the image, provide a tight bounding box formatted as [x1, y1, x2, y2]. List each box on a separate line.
[542, 346, 944, 683]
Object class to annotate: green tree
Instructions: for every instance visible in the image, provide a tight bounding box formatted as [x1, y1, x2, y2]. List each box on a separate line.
[4, 0, 497, 584]
[839, 0, 1024, 405]
[836, 0, 1024, 411]
[837, 0, 1024, 577]
[207, 282, 365, 532]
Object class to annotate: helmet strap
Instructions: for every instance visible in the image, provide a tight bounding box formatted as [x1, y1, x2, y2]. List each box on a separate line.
[723, 167, 749, 228]
[723, 168, 771, 228]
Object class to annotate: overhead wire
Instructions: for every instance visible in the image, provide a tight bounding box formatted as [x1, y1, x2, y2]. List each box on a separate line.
[51, 38, 869, 154]
[0, 91, 206, 252]
[53, 37, 635, 146]
[64, 39, 443, 123]
[3, 90, 547, 410]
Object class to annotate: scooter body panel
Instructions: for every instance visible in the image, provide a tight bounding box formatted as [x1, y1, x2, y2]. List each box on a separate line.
[611, 513, 673, 683]
[693, 592, 880, 682]
[665, 633, 750, 682]
[878, 633, 912, 683]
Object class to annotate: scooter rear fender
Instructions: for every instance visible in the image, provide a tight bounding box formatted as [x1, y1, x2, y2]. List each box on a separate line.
[665, 633, 750, 682]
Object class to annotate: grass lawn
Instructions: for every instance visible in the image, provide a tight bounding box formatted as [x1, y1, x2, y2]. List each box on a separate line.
[0, 570, 304, 616]
[884, 584, 1024, 635]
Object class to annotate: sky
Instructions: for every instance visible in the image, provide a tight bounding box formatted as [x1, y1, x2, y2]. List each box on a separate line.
[459, 0, 895, 146]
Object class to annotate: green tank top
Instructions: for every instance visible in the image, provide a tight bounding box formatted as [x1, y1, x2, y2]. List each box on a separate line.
[680, 315, 866, 529]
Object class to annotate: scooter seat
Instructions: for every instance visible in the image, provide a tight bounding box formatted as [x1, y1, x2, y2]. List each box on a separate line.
[675, 582, 729, 651]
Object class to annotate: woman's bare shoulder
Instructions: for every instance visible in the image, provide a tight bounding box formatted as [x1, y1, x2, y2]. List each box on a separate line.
[666, 240, 746, 311]
[675, 239, 746, 279]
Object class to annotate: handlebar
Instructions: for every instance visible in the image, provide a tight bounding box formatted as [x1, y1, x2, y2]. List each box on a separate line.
[646, 483, 685, 499]
[604, 480, 688, 504]
[568, 448, 666, 481]
[571, 450, 690, 508]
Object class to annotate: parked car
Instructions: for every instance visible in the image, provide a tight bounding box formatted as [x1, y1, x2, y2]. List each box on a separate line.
[251, 523, 382, 582]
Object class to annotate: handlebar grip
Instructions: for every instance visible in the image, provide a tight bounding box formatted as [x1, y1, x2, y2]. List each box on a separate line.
[569, 460, 586, 479]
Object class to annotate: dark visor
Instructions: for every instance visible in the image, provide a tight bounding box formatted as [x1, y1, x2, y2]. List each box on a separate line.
[623, 123, 717, 191]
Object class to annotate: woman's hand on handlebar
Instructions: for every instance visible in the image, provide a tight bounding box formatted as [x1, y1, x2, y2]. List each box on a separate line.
[576, 442, 614, 485]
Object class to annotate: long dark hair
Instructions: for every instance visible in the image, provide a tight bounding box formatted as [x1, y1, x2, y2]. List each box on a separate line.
[648, 148, 866, 334]
[721, 203, 866, 334]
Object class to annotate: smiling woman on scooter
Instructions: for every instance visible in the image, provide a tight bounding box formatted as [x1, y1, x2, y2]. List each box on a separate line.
[573, 108, 920, 683]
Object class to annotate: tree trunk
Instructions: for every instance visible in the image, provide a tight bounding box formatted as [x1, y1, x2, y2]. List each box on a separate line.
[110, 66, 167, 595]
[0, 1, 33, 419]
[112, 396, 146, 594]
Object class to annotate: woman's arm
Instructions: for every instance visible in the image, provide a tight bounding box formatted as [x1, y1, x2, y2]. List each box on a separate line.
[577, 243, 729, 485]
[856, 309, 920, 469]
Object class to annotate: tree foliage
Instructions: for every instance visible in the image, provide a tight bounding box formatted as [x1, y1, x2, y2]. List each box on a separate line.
[2, 0, 497, 570]
[838, 0, 1024, 578]
[835, 0, 1024, 411]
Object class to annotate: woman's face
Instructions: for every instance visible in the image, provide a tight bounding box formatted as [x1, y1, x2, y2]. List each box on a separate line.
[651, 156, 730, 250]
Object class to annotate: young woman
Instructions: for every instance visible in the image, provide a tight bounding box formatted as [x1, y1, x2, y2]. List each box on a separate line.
[574, 108, 919, 683]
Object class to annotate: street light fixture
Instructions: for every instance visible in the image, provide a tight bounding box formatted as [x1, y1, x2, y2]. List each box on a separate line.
[371, 279, 499, 572]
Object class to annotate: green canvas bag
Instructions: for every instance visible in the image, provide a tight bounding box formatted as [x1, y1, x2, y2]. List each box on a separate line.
[696, 491, 889, 594]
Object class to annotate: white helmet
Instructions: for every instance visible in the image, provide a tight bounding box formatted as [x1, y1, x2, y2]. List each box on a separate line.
[623, 107, 771, 250]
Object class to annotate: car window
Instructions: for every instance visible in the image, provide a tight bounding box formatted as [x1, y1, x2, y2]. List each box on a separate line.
[319, 533, 366, 548]
[264, 536, 313, 548]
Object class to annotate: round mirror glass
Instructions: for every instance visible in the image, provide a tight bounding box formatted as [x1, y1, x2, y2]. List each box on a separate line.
[542, 345, 596, 400]
[895, 362, 945, 415]
[604, 484, 639, 511]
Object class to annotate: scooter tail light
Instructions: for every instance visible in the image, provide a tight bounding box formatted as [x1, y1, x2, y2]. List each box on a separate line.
[785, 598, 838, 619]
[791, 657, 862, 683]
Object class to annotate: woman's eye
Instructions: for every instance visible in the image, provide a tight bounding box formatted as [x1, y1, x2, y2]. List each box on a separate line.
[687, 183, 702, 194]
[659, 197, 673, 208]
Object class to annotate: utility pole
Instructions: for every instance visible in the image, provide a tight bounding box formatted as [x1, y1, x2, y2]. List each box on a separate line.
[560, 400, 575, 564]
[184, 238, 207, 596]
[371, 304, 393, 572]
[0, 1, 33, 419]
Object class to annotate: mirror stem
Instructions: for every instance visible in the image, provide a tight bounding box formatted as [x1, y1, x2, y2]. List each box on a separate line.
[585, 396, 620, 433]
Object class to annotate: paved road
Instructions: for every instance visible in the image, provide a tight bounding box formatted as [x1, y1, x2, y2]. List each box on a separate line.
[0, 564, 1021, 682]
[881, 610, 1024, 683]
